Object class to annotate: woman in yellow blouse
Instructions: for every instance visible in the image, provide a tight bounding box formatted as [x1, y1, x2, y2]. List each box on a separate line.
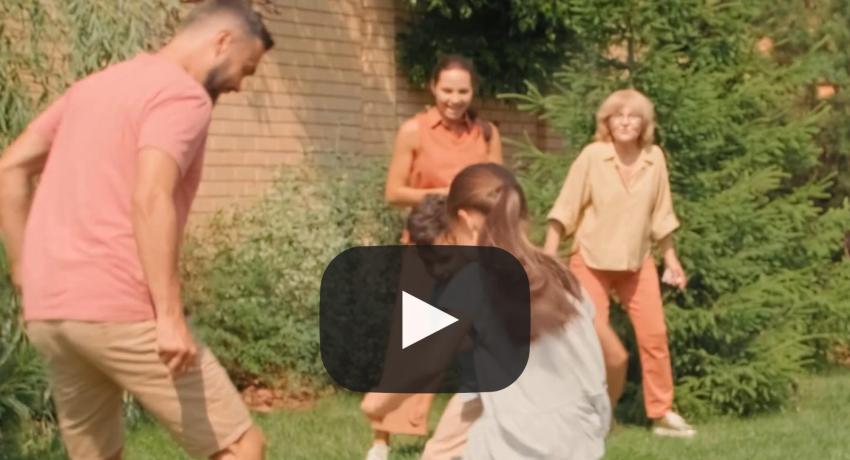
[543, 89, 695, 437]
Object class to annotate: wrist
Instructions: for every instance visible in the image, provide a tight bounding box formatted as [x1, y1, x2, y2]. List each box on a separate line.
[155, 300, 185, 322]
[151, 280, 183, 316]
[658, 234, 675, 253]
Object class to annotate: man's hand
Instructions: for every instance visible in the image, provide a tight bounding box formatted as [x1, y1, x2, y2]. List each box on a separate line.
[133, 147, 196, 376]
[156, 311, 198, 376]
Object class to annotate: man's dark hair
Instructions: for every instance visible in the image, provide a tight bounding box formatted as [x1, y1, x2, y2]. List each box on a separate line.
[183, 0, 275, 50]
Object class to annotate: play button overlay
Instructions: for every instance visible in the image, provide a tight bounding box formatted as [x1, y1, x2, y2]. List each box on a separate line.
[319, 245, 530, 394]
[402, 291, 458, 349]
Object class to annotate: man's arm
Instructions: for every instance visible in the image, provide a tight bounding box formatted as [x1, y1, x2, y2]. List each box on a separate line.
[0, 95, 66, 290]
[0, 129, 53, 289]
[132, 146, 197, 375]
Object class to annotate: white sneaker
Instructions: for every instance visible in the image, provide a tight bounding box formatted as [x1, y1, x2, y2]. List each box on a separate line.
[652, 411, 696, 438]
[365, 443, 389, 460]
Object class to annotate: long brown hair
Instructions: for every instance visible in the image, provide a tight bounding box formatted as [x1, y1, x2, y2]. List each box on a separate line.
[446, 163, 582, 333]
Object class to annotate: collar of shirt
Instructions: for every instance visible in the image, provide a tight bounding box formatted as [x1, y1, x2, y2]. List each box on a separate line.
[426, 106, 473, 131]
[602, 145, 656, 167]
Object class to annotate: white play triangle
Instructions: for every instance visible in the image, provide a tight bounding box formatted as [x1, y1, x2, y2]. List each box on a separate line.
[402, 290, 459, 349]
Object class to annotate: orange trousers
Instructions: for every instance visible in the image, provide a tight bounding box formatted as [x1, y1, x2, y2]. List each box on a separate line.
[362, 392, 433, 436]
[569, 253, 673, 418]
[360, 231, 436, 437]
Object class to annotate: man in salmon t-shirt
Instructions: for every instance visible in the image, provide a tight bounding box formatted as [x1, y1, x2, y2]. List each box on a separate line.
[0, 1, 273, 458]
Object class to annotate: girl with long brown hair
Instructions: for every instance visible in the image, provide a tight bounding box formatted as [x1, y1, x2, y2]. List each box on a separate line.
[409, 163, 609, 458]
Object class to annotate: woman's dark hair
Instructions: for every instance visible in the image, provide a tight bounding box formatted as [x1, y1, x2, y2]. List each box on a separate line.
[406, 194, 449, 245]
[429, 54, 492, 142]
[430, 54, 480, 89]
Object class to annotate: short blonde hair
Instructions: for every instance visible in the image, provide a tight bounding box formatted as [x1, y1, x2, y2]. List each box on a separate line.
[593, 89, 656, 148]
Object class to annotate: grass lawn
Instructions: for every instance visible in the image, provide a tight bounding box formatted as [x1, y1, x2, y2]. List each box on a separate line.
[125, 371, 850, 460]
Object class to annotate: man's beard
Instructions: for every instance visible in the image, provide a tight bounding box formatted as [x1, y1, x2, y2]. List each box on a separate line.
[203, 65, 228, 104]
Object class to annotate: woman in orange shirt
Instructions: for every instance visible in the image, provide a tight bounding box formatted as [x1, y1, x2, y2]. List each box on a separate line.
[543, 89, 695, 437]
[384, 55, 502, 210]
[362, 55, 502, 460]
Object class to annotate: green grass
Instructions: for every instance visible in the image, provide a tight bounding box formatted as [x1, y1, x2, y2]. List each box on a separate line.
[121, 371, 850, 459]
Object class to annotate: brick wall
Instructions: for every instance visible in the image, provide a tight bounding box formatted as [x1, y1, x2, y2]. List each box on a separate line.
[194, 0, 561, 218]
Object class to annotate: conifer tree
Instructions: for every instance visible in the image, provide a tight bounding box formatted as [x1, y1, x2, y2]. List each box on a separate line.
[510, 0, 850, 418]
[401, 0, 850, 418]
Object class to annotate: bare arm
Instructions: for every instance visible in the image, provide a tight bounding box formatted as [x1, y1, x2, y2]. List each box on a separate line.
[132, 147, 196, 375]
[652, 149, 686, 289]
[658, 234, 675, 256]
[543, 220, 565, 256]
[0, 129, 53, 289]
[658, 234, 687, 290]
[384, 119, 448, 207]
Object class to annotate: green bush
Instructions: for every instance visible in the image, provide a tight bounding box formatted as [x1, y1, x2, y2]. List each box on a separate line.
[397, 0, 578, 95]
[759, 0, 850, 207]
[184, 155, 402, 389]
[0, 246, 56, 459]
[503, 0, 850, 419]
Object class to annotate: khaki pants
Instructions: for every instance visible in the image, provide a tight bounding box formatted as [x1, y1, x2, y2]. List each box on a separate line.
[363, 392, 434, 436]
[421, 395, 483, 460]
[26, 320, 253, 459]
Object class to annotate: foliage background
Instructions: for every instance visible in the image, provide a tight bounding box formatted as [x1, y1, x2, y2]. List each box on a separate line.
[399, 0, 850, 420]
[0, 2, 848, 457]
[183, 157, 402, 391]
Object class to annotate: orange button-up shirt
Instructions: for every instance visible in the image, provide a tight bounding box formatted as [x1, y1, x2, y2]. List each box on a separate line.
[408, 107, 490, 189]
[547, 141, 680, 271]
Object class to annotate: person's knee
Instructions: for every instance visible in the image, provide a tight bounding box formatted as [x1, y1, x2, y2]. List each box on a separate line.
[243, 425, 266, 451]
[609, 346, 629, 370]
[596, 326, 629, 369]
[361, 397, 379, 417]
[211, 425, 266, 460]
[106, 447, 123, 460]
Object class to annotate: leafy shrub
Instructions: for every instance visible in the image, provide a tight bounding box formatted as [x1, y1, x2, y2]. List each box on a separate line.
[504, 1, 850, 419]
[183, 155, 402, 389]
[397, 0, 579, 95]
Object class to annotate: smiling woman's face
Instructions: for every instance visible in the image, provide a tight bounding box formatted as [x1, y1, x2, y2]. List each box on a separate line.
[607, 105, 644, 145]
[431, 67, 474, 123]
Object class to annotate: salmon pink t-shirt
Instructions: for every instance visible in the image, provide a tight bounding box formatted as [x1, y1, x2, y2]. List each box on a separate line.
[21, 53, 213, 322]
